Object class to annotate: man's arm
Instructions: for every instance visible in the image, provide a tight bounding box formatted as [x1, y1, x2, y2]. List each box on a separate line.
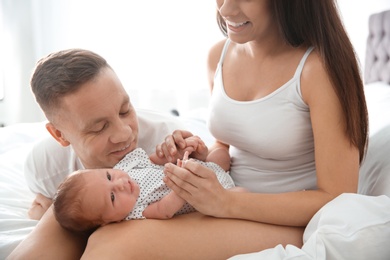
[142, 191, 186, 219]
[28, 193, 52, 220]
[7, 205, 88, 260]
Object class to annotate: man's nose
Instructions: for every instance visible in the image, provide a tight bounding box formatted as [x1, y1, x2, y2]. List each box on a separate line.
[110, 120, 132, 144]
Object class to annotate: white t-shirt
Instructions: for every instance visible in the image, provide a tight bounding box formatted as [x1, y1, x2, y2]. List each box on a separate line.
[24, 109, 186, 198]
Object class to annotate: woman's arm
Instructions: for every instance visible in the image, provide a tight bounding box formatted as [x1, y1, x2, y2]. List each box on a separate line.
[82, 212, 304, 259]
[206, 141, 231, 171]
[8, 206, 88, 260]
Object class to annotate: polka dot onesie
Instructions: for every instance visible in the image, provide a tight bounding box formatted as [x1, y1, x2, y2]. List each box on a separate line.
[114, 148, 235, 220]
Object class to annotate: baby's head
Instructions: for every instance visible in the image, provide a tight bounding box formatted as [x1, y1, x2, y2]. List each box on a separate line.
[53, 168, 140, 232]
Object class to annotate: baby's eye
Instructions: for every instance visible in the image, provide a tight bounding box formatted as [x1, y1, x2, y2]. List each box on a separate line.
[106, 172, 112, 181]
[111, 192, 115, 202]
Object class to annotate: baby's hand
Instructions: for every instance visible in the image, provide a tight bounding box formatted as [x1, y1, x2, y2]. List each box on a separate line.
[177, 151, 190, 168]
[184, 136, 208, 162]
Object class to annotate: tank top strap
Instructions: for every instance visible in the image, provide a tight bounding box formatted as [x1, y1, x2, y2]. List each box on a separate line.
[220, 38, 231, 63]
[214, 39, 231, 80]
[293, 46, 315, 78]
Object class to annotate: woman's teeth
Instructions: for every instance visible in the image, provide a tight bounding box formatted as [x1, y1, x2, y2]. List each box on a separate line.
[226, 21, 248, 28]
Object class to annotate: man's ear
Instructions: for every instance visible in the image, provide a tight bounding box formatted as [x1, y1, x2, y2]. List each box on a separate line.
[46, 122, 70, 147]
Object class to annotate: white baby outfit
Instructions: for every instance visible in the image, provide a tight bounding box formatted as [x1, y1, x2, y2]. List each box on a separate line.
[114, 148, 235, 220]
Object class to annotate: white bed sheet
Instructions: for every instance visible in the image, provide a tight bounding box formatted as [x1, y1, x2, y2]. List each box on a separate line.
[0, 122, 49, 258]
[1, 83, 390, 259]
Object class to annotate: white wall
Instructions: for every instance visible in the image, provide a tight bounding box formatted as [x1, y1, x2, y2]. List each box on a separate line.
[1, 0, 390, 126]
[0, 1, 46, 126]
[0, 0, 223, 125]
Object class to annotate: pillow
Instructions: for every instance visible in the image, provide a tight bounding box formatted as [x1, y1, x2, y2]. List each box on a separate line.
[359, 82, 390, 196]
[359, 125, 390, 197]
[303, 193, 390, 259]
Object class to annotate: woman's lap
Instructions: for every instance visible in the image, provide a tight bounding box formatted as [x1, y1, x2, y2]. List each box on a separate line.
[82, 212, 304, 259]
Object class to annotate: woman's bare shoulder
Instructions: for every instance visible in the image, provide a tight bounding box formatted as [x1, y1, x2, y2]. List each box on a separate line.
[208, 39, 227, 68]
[207, 39, 227, 89]
[300, 49, 333, 104]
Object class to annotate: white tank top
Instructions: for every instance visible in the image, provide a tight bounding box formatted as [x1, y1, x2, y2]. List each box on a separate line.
[208, 39, 316, 193]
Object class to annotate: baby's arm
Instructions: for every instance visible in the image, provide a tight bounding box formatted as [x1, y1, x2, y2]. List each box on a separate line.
[142, 191, 186, 219]
[143, 153, 190, 219]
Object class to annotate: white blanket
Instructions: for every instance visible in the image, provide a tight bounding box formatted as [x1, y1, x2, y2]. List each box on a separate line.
[231, 194, 390, 260]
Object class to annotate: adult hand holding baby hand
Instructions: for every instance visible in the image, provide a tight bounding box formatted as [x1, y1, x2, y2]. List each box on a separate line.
[163, 160, 230, 218]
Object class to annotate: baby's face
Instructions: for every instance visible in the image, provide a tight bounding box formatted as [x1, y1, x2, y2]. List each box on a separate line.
[81, 168, 140, 224]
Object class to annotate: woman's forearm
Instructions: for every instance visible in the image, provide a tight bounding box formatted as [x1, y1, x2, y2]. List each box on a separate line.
[8, 205, 88, 260]
[224, 189, 333, 227]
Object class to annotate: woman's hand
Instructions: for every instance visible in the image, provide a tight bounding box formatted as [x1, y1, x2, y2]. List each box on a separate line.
[163, 160, 230, 217]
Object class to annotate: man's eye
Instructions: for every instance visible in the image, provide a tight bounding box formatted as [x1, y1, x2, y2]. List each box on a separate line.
[120, 110, 130, 116]
[106, 172, 111, 181]
[94, 123, 107, 134]
[111, 192, 115, 202]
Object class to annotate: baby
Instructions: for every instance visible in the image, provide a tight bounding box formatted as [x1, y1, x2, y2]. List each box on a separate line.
[53, 142, 238, 232]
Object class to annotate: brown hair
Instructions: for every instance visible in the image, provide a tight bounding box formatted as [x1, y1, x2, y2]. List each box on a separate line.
[30, 49, 110, 121]
[217, 0, 368, 163]
[53, 172, 104, 233]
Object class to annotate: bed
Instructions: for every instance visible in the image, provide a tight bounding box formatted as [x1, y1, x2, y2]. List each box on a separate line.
[1, 10, 390, 260]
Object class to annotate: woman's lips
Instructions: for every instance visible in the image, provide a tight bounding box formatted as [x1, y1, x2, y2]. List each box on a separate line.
[226, 20, 249, 32]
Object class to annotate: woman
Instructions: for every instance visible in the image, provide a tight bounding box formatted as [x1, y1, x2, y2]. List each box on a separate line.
[159, 0, 368, 256]
[160, 0, 368, 227]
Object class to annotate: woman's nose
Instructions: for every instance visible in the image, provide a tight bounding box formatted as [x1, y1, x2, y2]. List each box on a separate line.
[218, 0, 239, 18]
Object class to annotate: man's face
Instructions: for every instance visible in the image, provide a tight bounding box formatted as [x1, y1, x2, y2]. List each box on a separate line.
[52, 68, 138, 168]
